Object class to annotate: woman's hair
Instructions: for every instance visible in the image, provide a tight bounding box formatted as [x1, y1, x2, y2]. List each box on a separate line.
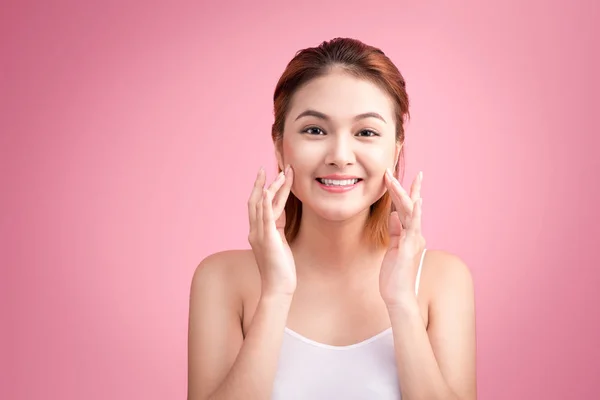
[271, 37, 410, 248]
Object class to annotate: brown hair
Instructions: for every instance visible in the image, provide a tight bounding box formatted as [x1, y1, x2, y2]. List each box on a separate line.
[271, 37, 410, 248]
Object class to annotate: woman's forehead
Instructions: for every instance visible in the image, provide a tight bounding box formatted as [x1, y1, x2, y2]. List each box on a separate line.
[287, 72, 395, 123]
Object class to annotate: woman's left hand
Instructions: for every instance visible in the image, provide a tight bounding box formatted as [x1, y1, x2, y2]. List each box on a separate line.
[379, 169, 426, 308]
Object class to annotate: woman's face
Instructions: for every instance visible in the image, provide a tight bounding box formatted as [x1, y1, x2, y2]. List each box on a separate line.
[278, 69, 400, 222]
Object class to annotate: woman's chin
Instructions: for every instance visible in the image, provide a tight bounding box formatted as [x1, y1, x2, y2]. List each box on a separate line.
[306, 205, 371, 223]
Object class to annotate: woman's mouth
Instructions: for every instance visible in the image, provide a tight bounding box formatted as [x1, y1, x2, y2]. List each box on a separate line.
[315, 178, 362, 192]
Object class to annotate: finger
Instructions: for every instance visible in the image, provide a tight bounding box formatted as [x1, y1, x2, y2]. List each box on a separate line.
[272, 165, 294, 218]
[404, 197, 421, 236]
[266, 169, 286, 199]
[385, 169, 413, 217]
[248, 167, 266, 227]
[262, 188, 275, 235]
[409, 171, 423, 203]
[256, 188, 265, 238]
[385, 169, 413, 210]
[388, 211, 402, 249]
[387, 182, 409, 216]
[275, 208, 287, 235]
[409, 197, 423, 236]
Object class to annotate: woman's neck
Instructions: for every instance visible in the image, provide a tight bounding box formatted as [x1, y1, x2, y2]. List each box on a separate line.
[290, 209, 383, 275]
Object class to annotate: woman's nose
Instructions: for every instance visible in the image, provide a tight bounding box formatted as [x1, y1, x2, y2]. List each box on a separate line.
[324, 135, 355, 167]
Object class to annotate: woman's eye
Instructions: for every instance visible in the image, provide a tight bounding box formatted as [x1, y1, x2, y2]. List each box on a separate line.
[357, 129, 378, 137]
[303, 127, 325, 135]
[301, 127, 378, 136]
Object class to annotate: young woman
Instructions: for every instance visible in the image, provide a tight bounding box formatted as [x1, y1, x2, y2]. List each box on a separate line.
[188, 37, 477, 400]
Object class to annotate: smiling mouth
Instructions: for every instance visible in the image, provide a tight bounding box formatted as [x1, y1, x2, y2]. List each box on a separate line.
[316, 178, 362, 186]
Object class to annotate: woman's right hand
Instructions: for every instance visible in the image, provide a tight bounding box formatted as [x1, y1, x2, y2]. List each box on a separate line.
[247, 165, 296, 298]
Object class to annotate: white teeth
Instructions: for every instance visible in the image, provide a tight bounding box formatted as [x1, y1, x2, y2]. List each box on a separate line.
[320, 179, 359, 186]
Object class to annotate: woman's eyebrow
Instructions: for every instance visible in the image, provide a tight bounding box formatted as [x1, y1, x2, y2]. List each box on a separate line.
[294, 109, 387, 124]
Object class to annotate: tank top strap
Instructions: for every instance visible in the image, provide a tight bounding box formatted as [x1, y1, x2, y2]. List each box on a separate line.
[415, 248, 427, 296]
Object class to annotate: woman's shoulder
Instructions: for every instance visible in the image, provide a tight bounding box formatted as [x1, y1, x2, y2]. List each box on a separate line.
[195, 248, 256, 269]
[422, 249, 475, 311]
[423, 249, 474, 297]
[190, 249, 260, 301]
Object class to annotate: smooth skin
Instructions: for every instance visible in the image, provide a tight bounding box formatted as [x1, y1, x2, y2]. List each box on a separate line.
[187, 69, 477, 400]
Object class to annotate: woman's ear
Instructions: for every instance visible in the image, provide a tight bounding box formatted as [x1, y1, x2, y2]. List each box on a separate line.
[275, 148, 284, 172]
[394, 143, 402, 169]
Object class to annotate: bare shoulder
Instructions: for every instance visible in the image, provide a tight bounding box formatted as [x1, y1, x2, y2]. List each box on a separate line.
[187, 249, 259, 399]
[422, 249, 475, 302]
[193, 249, 258, 275]
[190, 249, 259, 306]
[422, 249, 477, 399]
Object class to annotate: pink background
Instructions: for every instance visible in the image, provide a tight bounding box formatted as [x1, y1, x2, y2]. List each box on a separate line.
[2, 1, 599, 399]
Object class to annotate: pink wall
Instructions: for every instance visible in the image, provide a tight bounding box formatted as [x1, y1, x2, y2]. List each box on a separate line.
[2, 1, 598, 399]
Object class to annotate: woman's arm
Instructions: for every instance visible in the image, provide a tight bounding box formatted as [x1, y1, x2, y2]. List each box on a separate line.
[387, 252, 477, 400]
[187, 252, 292, 400]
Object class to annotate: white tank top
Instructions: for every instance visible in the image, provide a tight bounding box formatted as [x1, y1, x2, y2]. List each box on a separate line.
[272, 249, 427, 400]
